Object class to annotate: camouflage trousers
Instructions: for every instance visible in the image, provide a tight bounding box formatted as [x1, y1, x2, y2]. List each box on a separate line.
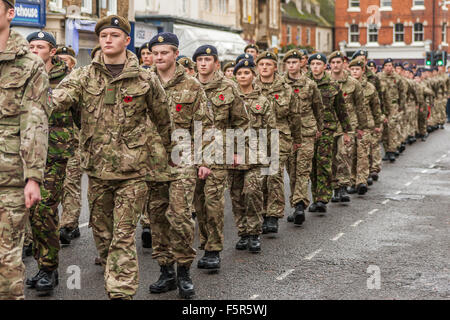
[88, 177, 148, 300]
[140, 206, 151, 229]
[311, 130, 335, 204]
[0, 187, 27, 300]
[230, 168, 265, 237]
[147, 178, 196, 267]
[437, 98, 447, 124]
[383, 114, 400, 153]
[30, 156, 66, 271]
[60, 145, 81, 230]
[194, 169, 228, 252]
[369, 128, 383, 174]
[332, 132, 355, 188]
[262, 153, 289, 218]
[286, 136, 315, 208]
[418, 106, 428, 136]
[406, 104, 419, 137]
[397, 111, 407, 144]
[351, 131, 371, 186]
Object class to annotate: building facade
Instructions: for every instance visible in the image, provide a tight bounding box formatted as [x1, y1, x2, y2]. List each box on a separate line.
[335, 0, 449, 65]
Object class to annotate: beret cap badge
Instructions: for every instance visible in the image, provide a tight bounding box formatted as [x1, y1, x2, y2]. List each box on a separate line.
[112, 18, 119, 25]
[38, 32, 44, 38]
[244, 60, 249, 66]
[206, 48, 211, 54]
[158, 36, 164, 42]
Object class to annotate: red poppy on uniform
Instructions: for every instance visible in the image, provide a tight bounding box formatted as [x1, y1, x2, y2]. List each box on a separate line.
[124, 96, 133, 103]
[219, 94, 225, 101]
[176, 104, 182, 112]
[294, 88, 300, 93]
[343, 92, 348, 97]
[255, 104, 261, 110]
[274, 94, 279, 100]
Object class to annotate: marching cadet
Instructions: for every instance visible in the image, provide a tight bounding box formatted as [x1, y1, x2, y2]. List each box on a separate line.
[306, 53, 352, 212]
[348, 58, 384, 189]
[394, 62, 409, 154]
[223, 61, 236, 79]
[139, 41, 153, 68]
[0, 0, 49, 299]
[146, 33, 212, 299]
[414, 71, 433, 141]
[244, 43, 259, 61]
[367, 60, 377, 74]
[25, 31, 72, 294]
[255, 51, 303, 232]
[403, 68, 419, 144]
[236, 53, 254, 65]
[193, 45, 249, 270]
[55, 46, 77, 71]
[379, 58, 406, 162]
[328, 51, 366, 198]
[231, 58, 275, 251]
[282, 49, 323, 225]
[177, 55, 196, 76]
[299, 49, 309, 75]
[436, 66, 448, 129]
[51, 15, 171, 300]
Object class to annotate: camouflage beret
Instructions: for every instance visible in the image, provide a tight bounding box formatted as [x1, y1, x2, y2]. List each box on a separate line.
[233, 58, 256, 75]
[56, 46, 76, 57]
[383, 58, 393, 66]
[235, 53, 253, 65]
[223, 61, 236, 72]
[149, 32, 179, 50]
[95, 15, 131, 36]
[27, 31, 56, 47]
[348, 59, 365, 68]
[256, 51, 278, 64]
[308, 52, 327, 64]
[2, 0, 15, 7]
[282, 49, 302, 62]
[193, 45, 218, 61]
[178, 56, 195, 69]
[328, 51, 345, 62]
[351, 49, 368, 60]
[244, 43, 259, 52]
[367, 60, 376, 68]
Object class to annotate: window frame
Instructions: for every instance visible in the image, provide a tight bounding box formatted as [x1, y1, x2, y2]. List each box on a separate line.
[393, 23, 405, 43]
[349, 24, 360, 44]
[367, 24, 378, 44]
[413, 22, 424, 43]
[107, 0, 117, 16]
[442, 23, 448, 44]
[81, 0, 93, 14]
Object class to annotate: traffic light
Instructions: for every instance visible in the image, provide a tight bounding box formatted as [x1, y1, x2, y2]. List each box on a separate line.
[433, 51, 447, 66]
[425, 51, 433, 66]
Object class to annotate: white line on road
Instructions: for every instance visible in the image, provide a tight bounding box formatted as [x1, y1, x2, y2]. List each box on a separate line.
[304, 249, 322, 260]
[440, 154, 447, 159]
[413, 176, 420, 180]
[435, 159, 441, 163]
[382, 199, 390, 205]
[421, 169, 428, 174]
[250, 294, 260, 300]
[368, 209, 379, 215]
[331, 233, 345, 241]
[405, 181, 412, 186]
[351, 220, 363, 227]
[80, 222, 88, 229]
[395, 190, 402, 194]
[276, 269, 295, 281]
[429, 164, 435, 168]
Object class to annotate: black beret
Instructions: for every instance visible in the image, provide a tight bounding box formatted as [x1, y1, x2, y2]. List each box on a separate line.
[233, 59, 256, 75]
[383, 58, 393, 66]
[308, 52, 327, 64]
[351, 49, 368, 60]
[27, 31, 56, 47]
[255, 51, 278, 64]
[367, 60, 376, 68]
[55, 46, 76, 57]
[235, 53, 254, 64]
[149, 32, 179, 50]
[193, 45, 218, 61]
[414, 71, 422, 77]
[244, 43, 259, 52]
[394, 62, 404, 69]
[95, 15, 131, 36]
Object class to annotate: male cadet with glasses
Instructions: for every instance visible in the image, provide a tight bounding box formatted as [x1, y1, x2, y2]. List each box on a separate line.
[51, 15, 170, 300]
[0, 0, 49, 300]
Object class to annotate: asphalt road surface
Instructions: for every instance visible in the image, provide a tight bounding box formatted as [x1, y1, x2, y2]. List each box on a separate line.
[24, 127, 450, 300]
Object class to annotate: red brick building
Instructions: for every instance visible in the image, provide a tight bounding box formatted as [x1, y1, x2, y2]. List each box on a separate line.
[335, 0, 449, 65]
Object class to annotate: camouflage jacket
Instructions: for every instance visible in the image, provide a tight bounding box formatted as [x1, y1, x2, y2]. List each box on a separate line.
[284, 73, 324, 137]
[405, 78, 419, 106]
[52, 49, 170, 181]
[0, 29, 49, 187]
[154, 62, 213, 180]
[414, 82, 427, 110]
[378, 71, 406, 115]
[256, 74, 303, 155]
[422, 79, 435, 107]
[334, 71, 366, 132]
[360, 77, 384, 129]
[306, 71, 352, 133]
[197, 70, 249, 169]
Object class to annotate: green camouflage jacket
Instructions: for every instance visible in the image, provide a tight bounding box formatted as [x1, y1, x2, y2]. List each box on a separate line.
[360, 77, 384, 129]
[0, 29, 49, 187]
[405, 78, 419, 106]
[284, 73, 324, 137]
[378, 71, 406, 116]
[52, 49, 170, 181]
[306, 71, 352, 133]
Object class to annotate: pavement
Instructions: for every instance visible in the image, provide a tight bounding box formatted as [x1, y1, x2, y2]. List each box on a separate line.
[23, 126, 450, 300]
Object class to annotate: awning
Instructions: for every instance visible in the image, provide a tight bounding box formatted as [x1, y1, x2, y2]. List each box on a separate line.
[173, 24, 247, 61]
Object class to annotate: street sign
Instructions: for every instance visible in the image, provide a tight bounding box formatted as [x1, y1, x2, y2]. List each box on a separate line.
[11, 0, 46, 28]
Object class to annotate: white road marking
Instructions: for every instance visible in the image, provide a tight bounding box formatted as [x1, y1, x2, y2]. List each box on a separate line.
[421, 169, 428, 174]
[440, 154, 447, 159]
[382, 199, 390, 205]
[405, 181, 412, 186]
[79, 222, 89, 228]
[435, 159, 441, 163]
[413, 176, 420, 180]
[250, 294, 260, 300]
[395, 190, 402, 194]
[351, 220, 363, 227]
[368, 209, 379, 215]
[331, 233, 345, 241]
[276, 269, 295, 281]
[429, 164, 435, 169]
[304, 249, 322, 260]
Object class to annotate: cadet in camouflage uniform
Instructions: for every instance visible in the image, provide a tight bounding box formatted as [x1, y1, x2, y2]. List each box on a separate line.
[51, 15, 170, 300]
[379, 58, 406, 162]
[231, 58, 276, 251]
[193, 45, 249, 270]
[24, 31, 72, 294]
[394, 62, 410, 153]
[223, 61, 236, 79]
[349, 59, 384, 190]
[255, 51, 303, 233]
[145, 33, 213, 299]
[306, 53, 352, 212]
[414, 71, 433, 141]
[328, 51, 366, 197]
[244, 43, 259, 61]
[0, 0, 49, 299]
[436, 67, 448, 128]
[55, 46, 77, 71]
[403, 68, 419, 144]
[177, 55, 196, 76]
[282, 49, 323, 225]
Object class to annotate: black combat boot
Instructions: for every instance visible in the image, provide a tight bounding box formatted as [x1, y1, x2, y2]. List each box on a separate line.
[197, 251, 210, 269]
[287, 213, 294, 222]
[347, 185, 357, 194]
[308, 202, 318, 212]
[367, 177, 373, 186]
[357, 183, 368, 195]
[266, 217, 279, 233]
[23, 243, 33, 257]
[331, 188, 341, 202]
[204, 251, 220, 269]
[141, 227, 152, 248]
[389, 152, 396, 162]
[382, 153, 389, 161]
[421, 134, 427, 141]
[370, 172, 379, 181]
[248, 235, 261, 253]
[316, 201, 327, 213]
[407, 136, 413, 145]
[293, 202, 305, 225]
[26, 269, 46, 288]
[262, 216, 269, 234]
[149, 264, 177, 293]
[235, 236, 249, 250]
[177, 265, 195, 299]
[340, 186, 350, 202]
[427, 126, 432, 133]
[35, 269, 58, 293]
[59, 227, 72, 245]
[440, 124, 445, 129]
[71, 227, 80, 239]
